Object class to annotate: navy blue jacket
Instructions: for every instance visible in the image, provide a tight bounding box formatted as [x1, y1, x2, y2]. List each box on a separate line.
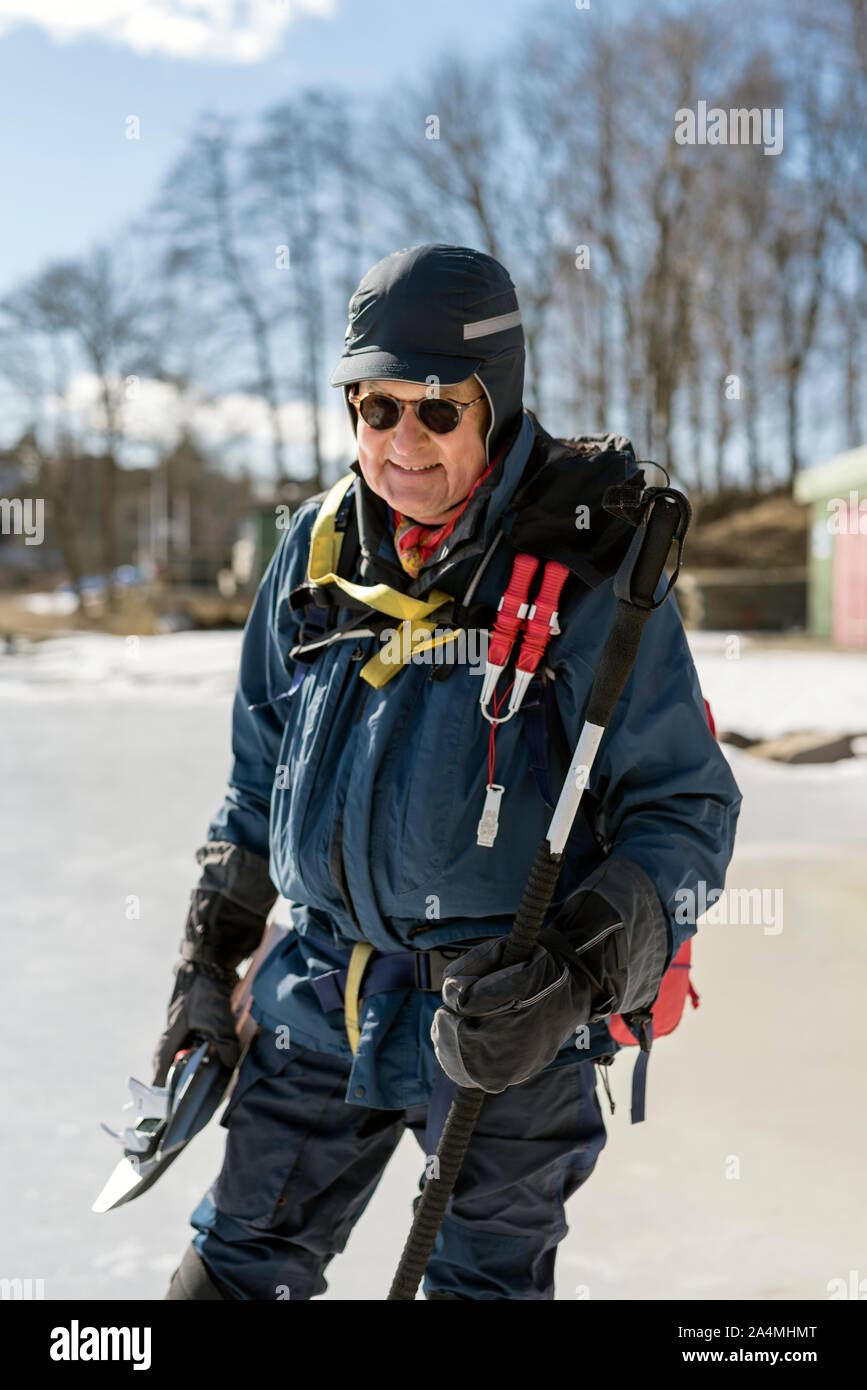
[207, 411, 742, 1107]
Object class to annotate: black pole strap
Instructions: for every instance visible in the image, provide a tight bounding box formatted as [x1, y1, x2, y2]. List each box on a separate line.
[585, 492, 687, 727]
[608, 487, 692, 611]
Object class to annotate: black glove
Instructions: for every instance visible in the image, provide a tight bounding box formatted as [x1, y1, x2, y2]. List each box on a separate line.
[538, 890, 628, 1021]
[152, 960, 240, 1085]
[152, 841, 277, 1086]
[431, 937, 594, 1093]
[538, 856, 671, 1025]
[431, 857, 670, 1094]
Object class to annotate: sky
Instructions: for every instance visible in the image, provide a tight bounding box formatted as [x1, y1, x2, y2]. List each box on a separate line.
[1, 0, 804, 488]
[0, 0, 548, 474]
[0, 0, 657, 476]
[0, 0, 546, 298]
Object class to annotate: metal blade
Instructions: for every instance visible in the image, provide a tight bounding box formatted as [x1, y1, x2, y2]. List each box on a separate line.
[91, 1156, 149, 1213]
[91, 1142, 186, 1213]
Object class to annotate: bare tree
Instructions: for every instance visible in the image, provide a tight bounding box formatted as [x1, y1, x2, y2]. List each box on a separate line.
[768, 111, 832, 483]
[833, 270, 866, 449]
[369, 58, 567, 415]
[246, 92, 360, 489]
[1, 245, 150, 602]
[153, 116, 289, 480]
[1, 0, 861, 527]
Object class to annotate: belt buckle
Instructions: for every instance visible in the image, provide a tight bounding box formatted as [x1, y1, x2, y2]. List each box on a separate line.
[425, 946, 468, 994]
[413, 941, 489, 993]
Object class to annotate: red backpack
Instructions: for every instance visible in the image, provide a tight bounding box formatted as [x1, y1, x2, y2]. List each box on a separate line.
[608, 937, 700, 1048]
[602, 698, 714, 1122]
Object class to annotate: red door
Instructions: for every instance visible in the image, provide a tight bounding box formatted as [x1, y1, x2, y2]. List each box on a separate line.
[833, 524, 867, 648]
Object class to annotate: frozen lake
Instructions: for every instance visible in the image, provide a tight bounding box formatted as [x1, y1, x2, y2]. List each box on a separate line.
[2, 633, 866, 1300]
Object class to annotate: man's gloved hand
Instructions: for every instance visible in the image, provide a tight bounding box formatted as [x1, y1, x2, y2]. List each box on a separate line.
[538, 857, 671, 1028]
[152, 841, 278, 1086]
[431, 937, 593, 1093]
[431, 857, 670, 1095]
[152, 960, 240, 1085]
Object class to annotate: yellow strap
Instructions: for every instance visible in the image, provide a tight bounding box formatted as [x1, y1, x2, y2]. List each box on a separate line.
[344, 942, 375, 1056]
[359, 623, 464, 688]
[314, 572, 453, 622]
[409, 628, 464, 659]
[307, 473, 354, 581]
[307, 473, 453, 623]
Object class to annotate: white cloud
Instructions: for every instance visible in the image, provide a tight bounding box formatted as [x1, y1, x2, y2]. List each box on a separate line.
[0, 0, 336, 63]
[50, 372, 349, 469]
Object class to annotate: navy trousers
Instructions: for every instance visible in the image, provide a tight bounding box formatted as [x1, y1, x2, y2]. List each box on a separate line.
[188, 1026, 608, 1300]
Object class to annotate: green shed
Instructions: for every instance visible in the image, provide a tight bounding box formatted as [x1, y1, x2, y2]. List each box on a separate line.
[794, 445, 867, 647]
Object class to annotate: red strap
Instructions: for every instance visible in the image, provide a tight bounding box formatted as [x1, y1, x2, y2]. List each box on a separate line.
[487, 681, 512, 784]
[488, 553, 538, 668]
[515, 561, 570, 674]
[703, 698, 716, 738]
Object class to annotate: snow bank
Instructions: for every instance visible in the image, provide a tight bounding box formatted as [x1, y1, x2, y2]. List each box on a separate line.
[1, 629, 865, 739]
[0, 631, 243, 701]
[688, 633, 867, 739]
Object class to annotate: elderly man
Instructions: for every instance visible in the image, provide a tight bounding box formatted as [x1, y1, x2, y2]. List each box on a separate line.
[158, 243, 741, 1301]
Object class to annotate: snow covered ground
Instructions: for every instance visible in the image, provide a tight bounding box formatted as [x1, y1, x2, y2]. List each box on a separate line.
[0, 630, 242, 702]
[1, 630, 865, 1300]
[687, 631, 867, 740]
[2, 627, 866, 738]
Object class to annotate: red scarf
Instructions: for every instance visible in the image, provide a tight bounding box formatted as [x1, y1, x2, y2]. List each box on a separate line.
[392, 453, 501, 577]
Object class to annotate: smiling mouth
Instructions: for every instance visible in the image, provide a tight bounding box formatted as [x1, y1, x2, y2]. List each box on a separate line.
[389, 460, 441, 473]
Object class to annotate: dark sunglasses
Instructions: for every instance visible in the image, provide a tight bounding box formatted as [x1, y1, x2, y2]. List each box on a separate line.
[348, 388, 486, 435]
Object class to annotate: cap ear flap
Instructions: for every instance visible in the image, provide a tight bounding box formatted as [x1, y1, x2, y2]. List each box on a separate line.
[475, 375, 495, 463]
[344, 383, 359, 437]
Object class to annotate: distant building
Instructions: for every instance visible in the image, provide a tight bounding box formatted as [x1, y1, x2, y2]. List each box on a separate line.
[680, 487, 807, 633]
[236, 477, 324, 589]
[0, 430, 259, 591]
[794, 445, 867, 648]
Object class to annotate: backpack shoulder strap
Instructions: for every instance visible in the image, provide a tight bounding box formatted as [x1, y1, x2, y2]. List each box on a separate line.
[289, 475, 360, 611]
[308, 473, 357, 583]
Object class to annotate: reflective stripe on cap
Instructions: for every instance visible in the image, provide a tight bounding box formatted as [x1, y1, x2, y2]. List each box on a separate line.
[463, 309, 522, 340]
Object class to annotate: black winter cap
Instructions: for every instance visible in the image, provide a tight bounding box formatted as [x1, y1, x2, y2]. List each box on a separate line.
[330, 243, 525, 463]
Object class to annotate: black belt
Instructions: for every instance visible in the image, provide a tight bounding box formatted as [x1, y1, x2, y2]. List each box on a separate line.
[309, 937, 493, 1013]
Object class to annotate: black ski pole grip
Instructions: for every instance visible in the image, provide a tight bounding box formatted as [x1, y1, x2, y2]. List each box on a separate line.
[628, 494, 683, 608]
[585, 493, 683, 728]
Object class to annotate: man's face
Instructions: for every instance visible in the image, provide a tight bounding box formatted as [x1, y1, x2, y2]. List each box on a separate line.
[353, 375, 490, 525]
